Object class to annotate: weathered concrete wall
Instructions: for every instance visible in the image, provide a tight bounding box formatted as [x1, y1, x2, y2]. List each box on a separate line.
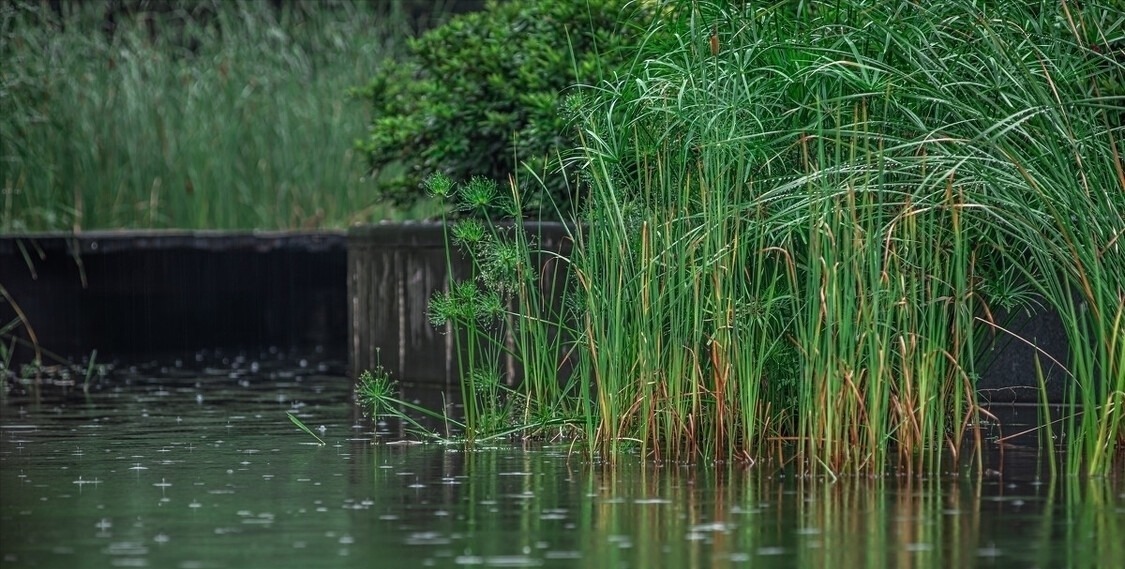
[346, 222, 574, 387]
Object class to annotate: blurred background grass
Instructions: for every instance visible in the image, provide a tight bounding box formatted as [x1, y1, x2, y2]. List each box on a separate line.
[0, 0, 464, 231]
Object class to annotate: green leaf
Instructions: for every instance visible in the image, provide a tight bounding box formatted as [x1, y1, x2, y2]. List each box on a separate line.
[287, 413, 326, 446]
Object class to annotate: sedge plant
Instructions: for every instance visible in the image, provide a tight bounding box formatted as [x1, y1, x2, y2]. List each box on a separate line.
[563, 0, 1123, 473]
[419, 173, 583, 442]
[354, 0, 1123, 475]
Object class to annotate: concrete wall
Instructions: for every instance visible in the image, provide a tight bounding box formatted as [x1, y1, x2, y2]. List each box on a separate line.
[346, 222, 574, 387]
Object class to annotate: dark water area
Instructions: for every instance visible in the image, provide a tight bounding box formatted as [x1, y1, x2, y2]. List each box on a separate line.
[2, 356, 1122, 569]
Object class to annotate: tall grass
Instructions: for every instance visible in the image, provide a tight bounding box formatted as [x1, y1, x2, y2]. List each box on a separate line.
[1, 0, 435, 232]
[562, 0, 1123, 473]
[350, 0, 1123, 475]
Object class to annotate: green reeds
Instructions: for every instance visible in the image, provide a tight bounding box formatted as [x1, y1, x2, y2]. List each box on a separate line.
[571, 21, 807, 463]
[564, 0, 1123, 472]
[916, 0, 1125, 475]
[1, 0, 431, 231]
[352, 0, 1123, 474]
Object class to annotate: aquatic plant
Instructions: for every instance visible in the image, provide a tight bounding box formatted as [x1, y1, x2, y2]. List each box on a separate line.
[569, 0, 1124, 474]
[356, 365, 465, 440]
[356, 0, 1123, 475]
[422, 173, 583, 442]
[287, 412, 326, 446]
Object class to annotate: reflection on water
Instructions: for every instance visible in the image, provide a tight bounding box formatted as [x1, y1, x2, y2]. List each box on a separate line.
[1, 358, 1122, 568]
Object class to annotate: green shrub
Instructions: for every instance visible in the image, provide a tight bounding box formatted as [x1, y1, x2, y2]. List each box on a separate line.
[354, 0, 653, 214]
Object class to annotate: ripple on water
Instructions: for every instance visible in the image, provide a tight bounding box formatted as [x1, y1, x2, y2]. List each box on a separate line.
[406, 532, 452, 546]
[4, 362, 1119, 569]
[103, 541, 148, 557]
[455, 555, 544, 567]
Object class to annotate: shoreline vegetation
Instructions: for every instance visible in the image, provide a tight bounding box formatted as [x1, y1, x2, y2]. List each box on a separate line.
[360, 0, 1124, 477]
[3, 0, 1120, 476]
[1, 0, 445, 231]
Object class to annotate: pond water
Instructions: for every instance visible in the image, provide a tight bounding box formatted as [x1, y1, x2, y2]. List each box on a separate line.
[2, 355, 1122, 568]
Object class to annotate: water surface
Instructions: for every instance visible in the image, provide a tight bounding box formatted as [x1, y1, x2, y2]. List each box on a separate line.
[2, 358, 1122, 568]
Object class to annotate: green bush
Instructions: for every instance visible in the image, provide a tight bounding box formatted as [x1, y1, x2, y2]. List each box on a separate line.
[354, 0, 653, 214]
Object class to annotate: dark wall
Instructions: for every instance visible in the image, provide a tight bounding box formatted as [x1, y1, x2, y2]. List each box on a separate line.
[974, 304, 1074, 404]
[1, 225, 1077, 402]
[347, 222, 575, 386]
[0, 232, 347, 364]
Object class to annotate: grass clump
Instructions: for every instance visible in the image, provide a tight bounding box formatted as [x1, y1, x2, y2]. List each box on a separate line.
[1, 0, 435, 231]
[564, 0, 1122, 474]
[356, 0, 1124, 477]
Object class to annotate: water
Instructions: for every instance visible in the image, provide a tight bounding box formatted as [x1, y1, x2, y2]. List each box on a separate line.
[2, 358, 1123, 568]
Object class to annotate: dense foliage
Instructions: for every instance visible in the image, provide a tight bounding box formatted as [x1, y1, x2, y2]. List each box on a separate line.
[354, 0, 653, 214]
[363, 0, 1125, 476]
